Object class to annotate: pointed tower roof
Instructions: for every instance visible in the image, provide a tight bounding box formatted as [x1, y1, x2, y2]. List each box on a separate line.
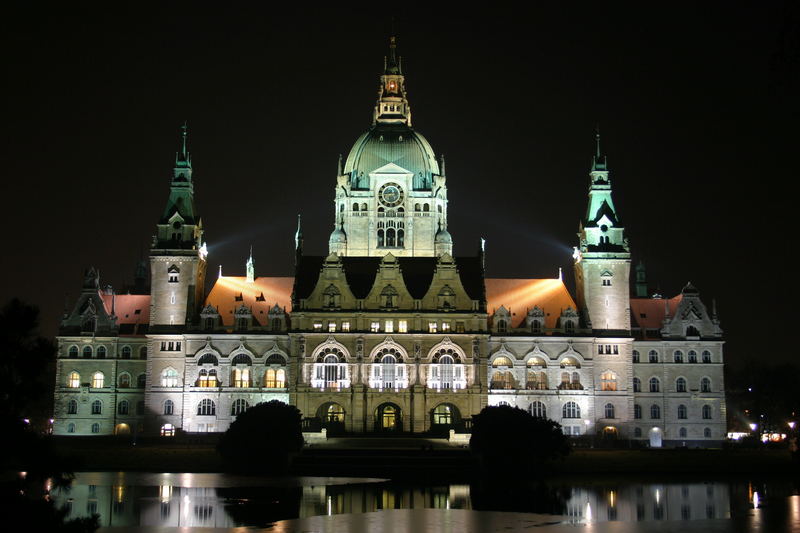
[160, 123, 198, 225]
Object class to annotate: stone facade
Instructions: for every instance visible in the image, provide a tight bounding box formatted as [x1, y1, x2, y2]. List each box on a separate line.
[52, 39, 726, 446]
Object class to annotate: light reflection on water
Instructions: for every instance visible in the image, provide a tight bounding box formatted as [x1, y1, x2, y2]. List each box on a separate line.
[48, 473, 798, 531]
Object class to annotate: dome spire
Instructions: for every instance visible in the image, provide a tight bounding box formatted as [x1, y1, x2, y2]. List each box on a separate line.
[591, 124, 607, 172]
[373, 36, 411, 126]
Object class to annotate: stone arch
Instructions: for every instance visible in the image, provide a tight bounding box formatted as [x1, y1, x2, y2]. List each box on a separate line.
[374, 402, 403, 431]
[427, 337, 465, 362]
[523, 345, 550, 365]
[369, 337, 408, 361]
[312, 337, 350, 361]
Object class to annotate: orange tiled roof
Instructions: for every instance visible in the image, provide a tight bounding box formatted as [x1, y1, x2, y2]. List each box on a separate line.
[630, 294, 683, 330]
[100, 294, 151, 324]
[206, 276, 294, 326]
[485, 278, 577, 329]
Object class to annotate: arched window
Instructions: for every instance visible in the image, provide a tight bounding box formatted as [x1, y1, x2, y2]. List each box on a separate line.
[91, 400, 102, 415]
[529, 401, 546, 418]
[649, 377, 660, 392]
[139, 346, 148, 359]
[633, 377, 641, 392]
[634, 427, 642, 438]
[68, 346, 79, 358]
[313, 347, 349, 390]
[531, 320, 542, 334]
[674, 350, 684, 363]
[377, 229, 385, 247]
[161, 368, 179, 387]
[67, 371, 81, 388]
[197, 369, 218, 388]
[398, 228, 405, 247]
[91, 423, 100, 434]
[632, 350, 640, 363]
[164, 399, 174, 415]
[198, 353, 218, 366]
[702, 350, 712, 363]
[233, 368, 251, 388]
[678, 404, 688, 419]
[275, 368, 286, 387]
[371, 350, 406, 390]
[82, 346, 93, 359]
[118, 373, 131, 388]
[386, 228, 396, 246]
[648, 350, 659, 363]
[650, 404, 661, 419]
[686, 325, 700, 337]
[67, 423, 76, 433]
[564, 320, 575, 334]
[197, 399, 216, 416]
[679, 427, 688, 438]
[96, 346, 107, 359]
[604, 403, 616, 419]
[361, 203, 367, 211]
[496, 319, 507, 333]
[703, 427, 712, 438]
[702, 405, 712, 419]
[432, 403, 460, 426]
[688, 350, 698, 363]
[423, 203, 430, 212]
[600, 370, 618, 391]
[137, 374, 146, 388]
[701, 377, 711, 392]
[120, 346, 132, 359]
[634, 404, 642, 419]
[67, 399, 78, 414]
[92, 372, 104, 388]
[353, 202, 359, 211]
[526, 358, 547, 390]
[676, 377, 687, 392]
[231, 399, 249, 416]
[118, 400, 129, 415]
[563, 402, 580, 419]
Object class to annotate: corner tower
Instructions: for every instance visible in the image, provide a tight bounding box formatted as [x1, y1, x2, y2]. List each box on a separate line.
[573, 131, 631, 334]
[149, 124, 208, 328]
[329, 37, 451, 257]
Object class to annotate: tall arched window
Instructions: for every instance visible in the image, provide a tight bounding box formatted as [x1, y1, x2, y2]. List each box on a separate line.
[397, 229, 405, 247]
[377, 229, 385, 247]
[529, 401, 546, 418]
[117, 400, 129, 415]
[198, 353, 218, 366]
[702, 350, 712, 363]
[676, 377, 687, 392]
[67, 399, 78, 414]
[96, 346, 107, 359]
[677, 404, 688, 419]
[563, 402, 580, 418]
[648, 350, 659, 363]
[92, 372, 104, 388]
[632, 350, 640, 363]
[118, 373, 131, 388]
[702, 405, 712, 419]
[604, 403, 615, 419]
[197, 369, 218, 387]
[67, 371, 81, 388]
[650, 404, 661, 419]
[120, 346, 132, 359]
[673, 350, 684, 363]
[679, 427, 688, 438]
[91, 423, 100, 434]
[634, 404, 642, 419]
[600, 370, 617, 391]
[688, 350, 698, 363]
[68, 346, 79, 358]
[633, 377, 641, 392]
[312, 347, 349, 390]
[163, 399, 174, 415]
[704, 427, 712, 438]
[232, 368, 250, 388]
[197, 399, 216, 416]
[231, 399, 249, 416]
[91, 400, 102, 415]
[82, 346, 93, 358]
[701, 377, 711, 392]
[161, 368, 179, 387]
[649, 377, 660, 392]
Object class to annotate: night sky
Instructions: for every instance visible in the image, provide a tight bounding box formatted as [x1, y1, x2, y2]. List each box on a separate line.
[2, 4, 797, 367]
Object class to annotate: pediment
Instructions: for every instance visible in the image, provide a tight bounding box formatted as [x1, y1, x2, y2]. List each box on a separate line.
[370, 162, 413, 176]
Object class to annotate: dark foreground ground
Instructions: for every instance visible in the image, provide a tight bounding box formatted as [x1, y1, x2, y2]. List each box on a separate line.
[52, 435, 798, 481]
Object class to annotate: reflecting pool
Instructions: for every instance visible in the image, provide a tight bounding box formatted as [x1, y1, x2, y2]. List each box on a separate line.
[48, 473, 799, 532]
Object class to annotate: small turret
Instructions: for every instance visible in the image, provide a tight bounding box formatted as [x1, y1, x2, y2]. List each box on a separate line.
[246, 246, 255, 283]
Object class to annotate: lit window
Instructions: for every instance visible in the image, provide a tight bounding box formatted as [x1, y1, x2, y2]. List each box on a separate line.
[328, 322, 336, 333]
[371, 322, 380, 332]
[441, 322, 451, 332]
[232, 368, 251, 388]
[161, 368, 179, 387]
[456, 321, 465, 333]
[341, 321, 350, 332]
[67, 371, 81, 388]
[385, 320, 394, 333]
[161, 424, 175, 437]
[92, 372, 105, 388]
[197, 369, 218, 388]
[429, 322, 438, 333]
[600, 370, 618, 391]
[398, 320, 408, 333]
[313, 322, 323, 331]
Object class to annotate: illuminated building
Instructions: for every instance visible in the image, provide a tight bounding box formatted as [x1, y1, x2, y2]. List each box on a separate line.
[52, 38, 726, 446]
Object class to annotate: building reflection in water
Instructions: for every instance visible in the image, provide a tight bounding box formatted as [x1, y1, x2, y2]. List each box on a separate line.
[50, 473, 733, 528]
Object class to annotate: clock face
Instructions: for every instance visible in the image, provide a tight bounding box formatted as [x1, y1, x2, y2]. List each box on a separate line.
[379, 183, 404, 207]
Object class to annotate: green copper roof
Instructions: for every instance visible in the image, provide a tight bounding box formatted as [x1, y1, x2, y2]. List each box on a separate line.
[344, 123, 440, 190]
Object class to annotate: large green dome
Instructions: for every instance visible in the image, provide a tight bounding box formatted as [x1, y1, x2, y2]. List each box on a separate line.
[344, 123, 440, 190]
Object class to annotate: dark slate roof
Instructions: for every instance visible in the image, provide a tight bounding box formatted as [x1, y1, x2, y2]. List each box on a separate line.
[292, 255, 485, 303]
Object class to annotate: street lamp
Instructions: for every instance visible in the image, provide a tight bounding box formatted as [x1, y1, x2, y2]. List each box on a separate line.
[789, 421, 796, 430]
[749, 423, 757, 432]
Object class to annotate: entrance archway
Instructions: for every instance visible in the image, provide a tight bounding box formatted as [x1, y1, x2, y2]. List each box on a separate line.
[649, 427, 662, 448]
[114, 423, 130, 435]
[317, 402, 346, 434]
[602, 426, 618, 439]
[374, 403, 402, 432]
[430, 403, 462, 433]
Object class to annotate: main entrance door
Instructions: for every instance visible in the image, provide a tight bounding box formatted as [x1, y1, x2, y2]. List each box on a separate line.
[375, 403, 402, 432]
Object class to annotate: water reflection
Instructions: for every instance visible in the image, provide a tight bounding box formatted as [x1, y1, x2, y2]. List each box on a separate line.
[48, 473, 797, 530]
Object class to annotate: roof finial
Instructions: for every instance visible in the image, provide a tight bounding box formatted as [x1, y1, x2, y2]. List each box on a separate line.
[295, 214, 304, 253]
[440, 154, 446, 176]
[337, 154, 343, 176]
[218, 264, 222, 278]
[246, 246, 255, 283]
[595, 124, 601, 160]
